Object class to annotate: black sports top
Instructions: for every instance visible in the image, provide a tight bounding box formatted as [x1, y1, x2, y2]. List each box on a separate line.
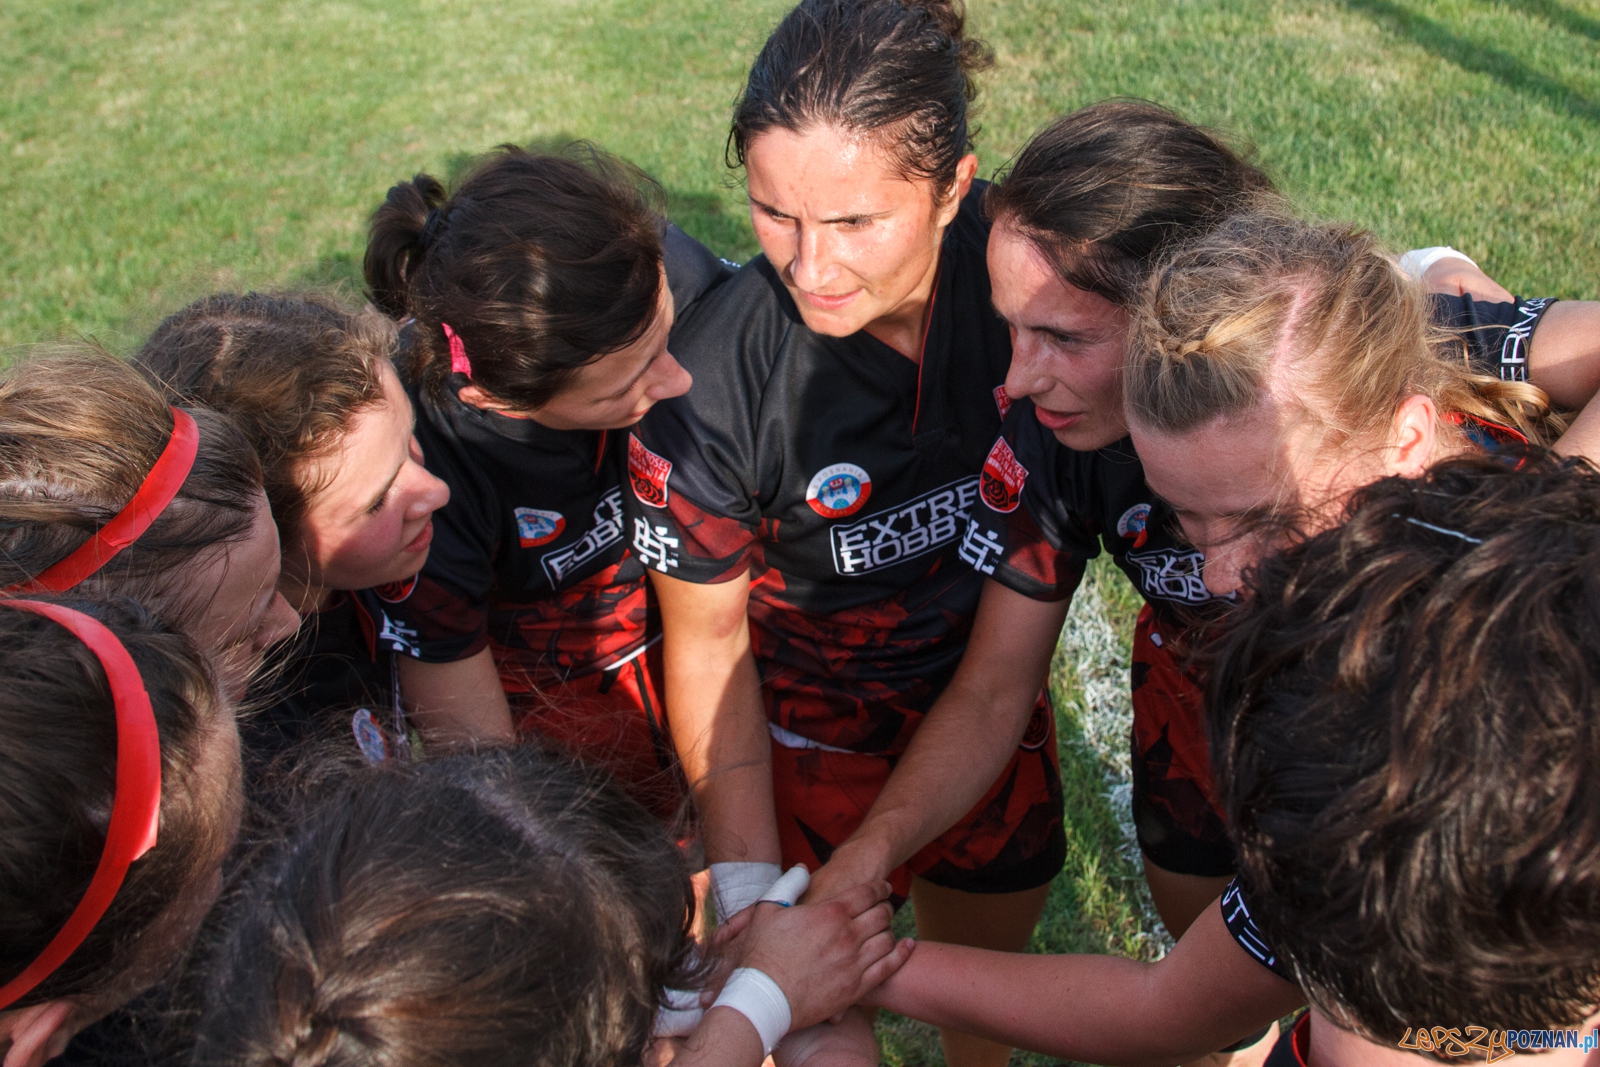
[622, 185, 1012, 754]
[378, 225, 732, 683]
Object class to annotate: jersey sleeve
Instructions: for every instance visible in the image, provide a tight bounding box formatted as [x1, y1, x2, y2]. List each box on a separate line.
[958, 403, 1099, 601]
[663, 222, 735, 318]
[379, 398, 501, 662]
[1429, 292, 1558, 383]
[624, 270, 781, 583]
[1219, 878, 1295, 983]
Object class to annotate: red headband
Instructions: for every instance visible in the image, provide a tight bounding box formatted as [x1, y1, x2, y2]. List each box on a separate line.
[10, 408, 200, 594]
[0, 600, 162, 1011]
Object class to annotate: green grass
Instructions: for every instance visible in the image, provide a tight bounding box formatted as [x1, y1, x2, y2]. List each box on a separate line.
[5, 0, 1595, 1062]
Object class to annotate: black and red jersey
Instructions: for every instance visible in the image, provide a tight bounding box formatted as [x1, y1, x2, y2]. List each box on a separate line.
[378, 224, 732, 690]
[963, 292, 1561, 619]
[623, 185, 1012, 755]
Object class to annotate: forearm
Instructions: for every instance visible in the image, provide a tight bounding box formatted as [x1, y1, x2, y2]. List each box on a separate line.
[398, 647, 515, 747]
[1530, 301, 1600, 412]
[655, 1008, 766, 1067]
[820, 585, 1069, 889]
[869, 907, 1303, 1066]
[655, 571, 781, 864]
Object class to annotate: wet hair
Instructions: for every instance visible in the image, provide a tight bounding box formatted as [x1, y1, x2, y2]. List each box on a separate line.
[364, 144, 666, 410]
[134, 292, 393, 543]
[193, 747, 699, 1067]
[0, 348, 265, 625]
[1209, 453, 1600, 1042]
[0, 593, 236, 1009]
[1126, 210, 1564, 450]
[987, 100, 1278, 306]
[729, 0, 993, 191]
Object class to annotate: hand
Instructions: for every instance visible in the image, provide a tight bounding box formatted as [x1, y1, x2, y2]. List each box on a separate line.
[739, 879, 915, 1030]
[801, 841, 890, 905]
[1422, 257, 1515, 304]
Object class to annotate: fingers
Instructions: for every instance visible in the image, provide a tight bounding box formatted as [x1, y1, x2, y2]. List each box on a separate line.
[857, 936, 917, 992]
[847, 899, 894, 944]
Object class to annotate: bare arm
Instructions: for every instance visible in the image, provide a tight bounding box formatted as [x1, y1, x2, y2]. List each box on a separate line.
[652, 569, 781, 865]
[868, 897, 1305, 1067]
[398, 646, 515, 748]
[807, 579, 1071, 901]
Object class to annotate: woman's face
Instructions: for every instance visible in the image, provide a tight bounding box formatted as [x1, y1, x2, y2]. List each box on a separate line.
[458, 272, 691, 432]
[743, 125, 972, 341]
[282, 361, 451, 597]
[988, 220, 1131, 452]
[194, 492, 300, 699]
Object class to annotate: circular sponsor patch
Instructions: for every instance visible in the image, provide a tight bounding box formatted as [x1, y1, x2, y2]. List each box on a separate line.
[373, 574, 418, 604]
[806, 463, 872, 519]
[1019, 701, 1052, 751]
[1116, 503, 1152, 549]
[515, 506, 566, 548]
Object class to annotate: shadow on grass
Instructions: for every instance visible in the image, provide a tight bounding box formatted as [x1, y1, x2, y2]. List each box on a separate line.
[1503, 0, 1600, 42]
[1341, 0, 1600, 124]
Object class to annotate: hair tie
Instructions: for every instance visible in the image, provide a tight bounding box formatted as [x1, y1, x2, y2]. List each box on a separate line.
[0, 600, 162, 1010]
[7, 408, 200, 594]
[441, 323, 472, 378]
[418, 208, 445, 251]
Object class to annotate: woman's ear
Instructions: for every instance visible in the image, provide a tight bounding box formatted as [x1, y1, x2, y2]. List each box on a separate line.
[937, 154, 980, 227]
[1387, 393, 1439, 478]
[1, 1000, 80, 1067]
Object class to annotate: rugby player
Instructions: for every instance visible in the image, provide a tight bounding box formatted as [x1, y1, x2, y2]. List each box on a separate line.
[360, 145, 730, 817]
[623, 2, 1056, 1063]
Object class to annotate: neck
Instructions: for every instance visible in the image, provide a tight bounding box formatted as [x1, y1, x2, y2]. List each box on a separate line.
[861, 236, 944, 363]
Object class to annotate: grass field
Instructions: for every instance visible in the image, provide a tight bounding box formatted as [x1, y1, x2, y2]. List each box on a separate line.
[5, 0, 1597, 1062]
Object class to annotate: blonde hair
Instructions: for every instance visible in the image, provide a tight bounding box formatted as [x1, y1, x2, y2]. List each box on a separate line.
[1125, 210, 1564, 451]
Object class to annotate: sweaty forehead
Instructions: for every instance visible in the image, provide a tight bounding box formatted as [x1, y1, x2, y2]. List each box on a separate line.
[1134, 404, 1299, 514]
[745, 126, 926, 214]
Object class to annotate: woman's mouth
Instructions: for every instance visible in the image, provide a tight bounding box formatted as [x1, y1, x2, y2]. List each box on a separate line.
[403, 520, 434, 554]
[797, 288, 862, 312]
[1033, 406, 1084, 432]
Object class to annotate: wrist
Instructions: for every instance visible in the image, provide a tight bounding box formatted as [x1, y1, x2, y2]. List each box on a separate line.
[711, 967, 792, 1055]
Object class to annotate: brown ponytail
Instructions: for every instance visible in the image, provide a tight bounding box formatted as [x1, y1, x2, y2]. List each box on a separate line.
[1126, 209, 1565, 449]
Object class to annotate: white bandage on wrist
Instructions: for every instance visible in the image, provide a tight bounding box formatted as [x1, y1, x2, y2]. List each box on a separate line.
[653, 987, 705, 1038]
[1398, 246, 1478, 281]
[757, 864, 810, 907]
[709, 861, 782, 921]
[711, 967, 792, 1055]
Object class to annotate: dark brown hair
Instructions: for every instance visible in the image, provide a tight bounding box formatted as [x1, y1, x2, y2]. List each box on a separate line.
[0, 348, 264, 625]
[364, 144, 665, 410]
[193, 747, 699, 1067]
[728, 0, 993, 191]
[0, 594, 235, 1009]
[134, 292, 393, 541]
[1209, 453, 1600, 1042]
[987, 100, 1277, 307]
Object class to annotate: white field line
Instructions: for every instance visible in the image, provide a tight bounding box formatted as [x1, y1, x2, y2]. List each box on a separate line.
[1054, 577, 1175, 955]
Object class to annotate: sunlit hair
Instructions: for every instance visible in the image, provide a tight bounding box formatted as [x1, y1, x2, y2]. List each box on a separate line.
[134, 292, 393, 542]
[0, 594, 234, 1009]
[193, 747, 701, 1067]
[987, 100, 1277, 307]
[729, 0, 993, 192]
[1125, 210, 1564, 450]
[0, 347, 264, 631]
[1209, 454, 1600, 1041]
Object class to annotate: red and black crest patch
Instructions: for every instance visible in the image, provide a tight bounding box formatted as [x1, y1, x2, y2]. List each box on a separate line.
[979, 437, 1028, 514]
[628, 434, 672, 508]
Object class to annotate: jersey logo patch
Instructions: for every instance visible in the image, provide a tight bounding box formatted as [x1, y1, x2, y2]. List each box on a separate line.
[1127, 548, 1211, 604]
[993, 385, 1013, 420]
[832, 477, 978, 576]
[1117, 503, 1152, 549]
[373, 574, 418, 604]
[541, 488, 624, 586]
[628, 434, 672, 508]
[515, 507, 566, 548]
[1019, 700, 1051, 751]
[806, 463, 873, 519]
[979, 437, 1028, 514]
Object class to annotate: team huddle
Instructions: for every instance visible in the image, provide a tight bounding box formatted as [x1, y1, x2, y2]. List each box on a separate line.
[4, 1, 1600, 1066]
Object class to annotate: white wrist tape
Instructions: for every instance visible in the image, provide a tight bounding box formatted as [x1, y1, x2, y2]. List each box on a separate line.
[711, 967, 792, 1055]
[1398, 246, 1478, 281]
[757, 864, 810, 907]
[653, 987, 706, 1038]
[710, 862, 782, 921]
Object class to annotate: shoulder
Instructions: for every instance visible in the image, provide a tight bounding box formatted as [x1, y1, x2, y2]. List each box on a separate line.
[663, 222, 735, 317]
[668, 254, 799, 379]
